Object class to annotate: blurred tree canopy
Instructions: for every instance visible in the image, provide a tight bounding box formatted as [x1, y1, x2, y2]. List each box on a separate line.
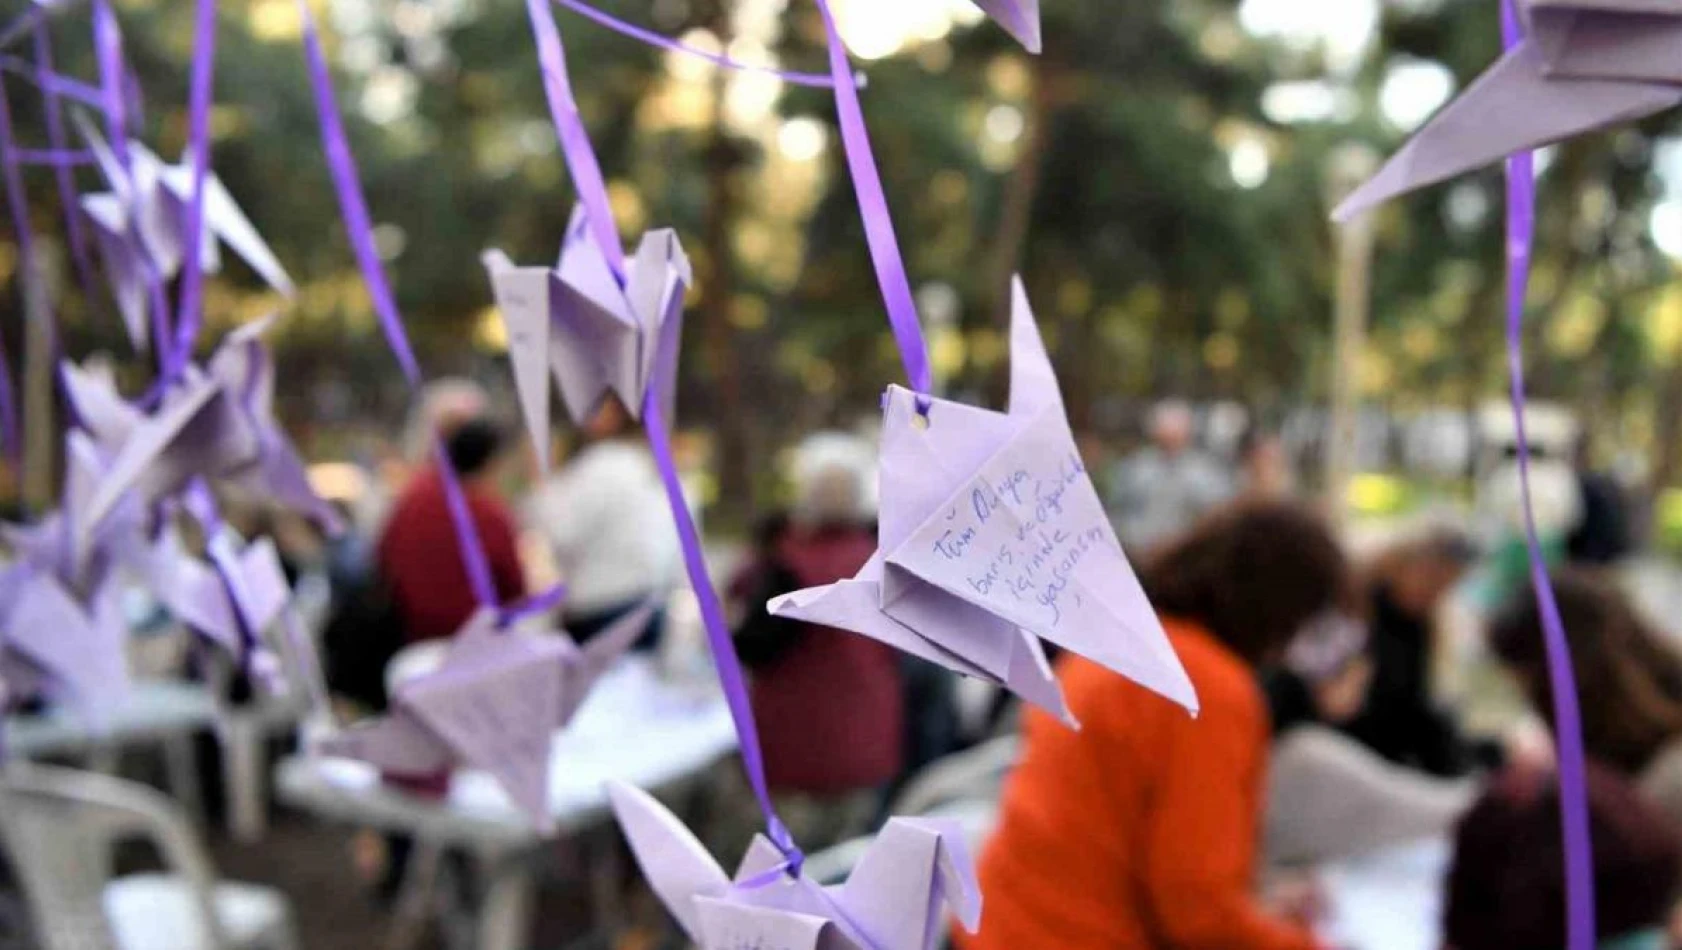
[6, 0, 1682, 515]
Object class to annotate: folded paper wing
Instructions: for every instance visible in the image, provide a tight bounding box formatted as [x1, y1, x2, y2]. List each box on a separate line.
[0, 571, 129, 720]
[151, 535, 290, 654]
[1334, 3, 1682, 220]
[771, 278, 1195, 719]
[973, 0, 1041, 53]
[320, 605, 649, 828]
[608, 781, 982, 950]
[482, 207, 690, 472]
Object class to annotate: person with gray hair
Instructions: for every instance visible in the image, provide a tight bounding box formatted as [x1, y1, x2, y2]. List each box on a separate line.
[1104, 400, 1234, 551]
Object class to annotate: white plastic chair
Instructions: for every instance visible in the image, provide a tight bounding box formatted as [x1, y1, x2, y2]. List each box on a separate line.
[0, 764, 298, 950]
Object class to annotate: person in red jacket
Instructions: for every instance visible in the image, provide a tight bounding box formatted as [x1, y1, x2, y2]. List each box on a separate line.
[377, 417, 527, 643]
[728, 435, 903, 850]
[958, 502, 1351, 950]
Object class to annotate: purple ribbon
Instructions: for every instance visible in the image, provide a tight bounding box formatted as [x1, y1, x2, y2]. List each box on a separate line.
[526, 0, 625, 282]
[1501, 5, 1593, 948]
[811, 0, 931, 397]
[295, 0, 521, 620]
[549, 0, 852, 90]
[31, 21, 97, 312]
[0, 70, 37, 466]
[524, 0, 797, 859]
[165, 0, 217, 382]
[10, 147, 92, 166]
[0, 55, 102, 105]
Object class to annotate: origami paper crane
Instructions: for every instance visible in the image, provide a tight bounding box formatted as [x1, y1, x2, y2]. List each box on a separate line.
[76, 114, 295, 349]
[481, 206, 691, 469]
[136, 529, 290, 658]
[975, 0, 1041, 53]
[318, 602, 654, 828]
[609, 781, 981, 950]
[0, 564, 129, 721]
[1334, 0, 1682, 220]
[770, 278, 1196, 724]
[72, 316, 341, 540]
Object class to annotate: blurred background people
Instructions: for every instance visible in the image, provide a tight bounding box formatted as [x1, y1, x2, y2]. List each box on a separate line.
[1237, 426, 1296, 500]
[960, 502, 1350, 950]
[1569, 435, 1636, 568]
[1104, 399, 1233, 552]
[377, 417, 526, 644]
[1491, 571, 1682, 841]
[1444, 762, 1679, 950]
[726, 432, 903, 850]
[526, 398, 675, 650]
[1343, 527, 1485, 776]
[1262, 612, 1476, 868]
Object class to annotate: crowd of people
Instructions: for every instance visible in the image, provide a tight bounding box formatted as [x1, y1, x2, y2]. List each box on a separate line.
[286, 382, 1682, 949]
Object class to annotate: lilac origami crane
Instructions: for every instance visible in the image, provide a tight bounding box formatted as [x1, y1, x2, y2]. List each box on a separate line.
[974, 0, 1041, 53]
[481, 206, 691, 469]
[318, 602, 654, 828]
[1334, 0, 1682, 219]
[137, 529, 290, 658]
[609, 781, 980, 950]
[70, 316, 341, 540]
[76, 115, 295, 349]
[769, 277, 1195, 724]
[0, 564, 128, 721]
[0, 429, 143, 720]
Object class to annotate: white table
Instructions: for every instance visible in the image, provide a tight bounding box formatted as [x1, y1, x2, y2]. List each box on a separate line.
[1319, 836, 1450, 950]
[275, 657, 739, 950]
[5, 680, 217, 818]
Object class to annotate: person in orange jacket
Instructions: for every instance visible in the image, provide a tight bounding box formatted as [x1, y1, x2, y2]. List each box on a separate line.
[958, 501, 1353, 950]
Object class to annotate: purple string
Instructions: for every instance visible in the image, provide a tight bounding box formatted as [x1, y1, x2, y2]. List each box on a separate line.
[1501, 5, 1593, 948]
[295, 0, 504, 616]
[0, 55, 102, 106]
[166, 0, 216, 382]
[0, 71, 37, 467]
[32, 21, 99, 312]
[90, 0, 170, 364]
[521, 1, 798, 859]
[811, 0, 931, 397]
[549, 0, 851, 90]
[10, 147, 91, 166]
[526, 0, 624, 282]
[643, 393, 797, 860]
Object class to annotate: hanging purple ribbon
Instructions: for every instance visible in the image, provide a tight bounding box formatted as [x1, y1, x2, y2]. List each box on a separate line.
[526, 0, 625, 282]
[548, 0, 850, 90]
[0, 55, 102, 106]
[165, 0, 217, 382]
[525, 0, 797, 860]
[10, 147, 91, 166]
[811, 0, 931, 397]
[31, 20, 97, 312]
[1499, 6, 1594, 948]
[294, 0, 525, 620]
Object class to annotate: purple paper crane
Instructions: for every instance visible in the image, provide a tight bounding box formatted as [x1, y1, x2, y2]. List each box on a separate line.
[481, 206, 691, 470]
[75, 114, 295, 350]
[609, 781, 981, 950]
[769, 278, 1196, 725]
[1334, 0, 1682, 219]
[974, 0, 1041, 53]
[71, 316, 341, 541]
[0, 430, 144, 722]
[135, 527, 290, 660]
[317, 602, 655, 829]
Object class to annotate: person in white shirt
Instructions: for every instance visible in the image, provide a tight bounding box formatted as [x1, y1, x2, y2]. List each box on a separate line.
[525, 397, 678, 649]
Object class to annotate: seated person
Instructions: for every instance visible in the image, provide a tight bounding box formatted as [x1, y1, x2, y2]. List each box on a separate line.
[1445, 761, 1679, 950]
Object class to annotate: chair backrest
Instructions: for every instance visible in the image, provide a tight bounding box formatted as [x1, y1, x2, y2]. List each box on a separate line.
[890, 735, 1021, 817]
[0, 764, 229, 950]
